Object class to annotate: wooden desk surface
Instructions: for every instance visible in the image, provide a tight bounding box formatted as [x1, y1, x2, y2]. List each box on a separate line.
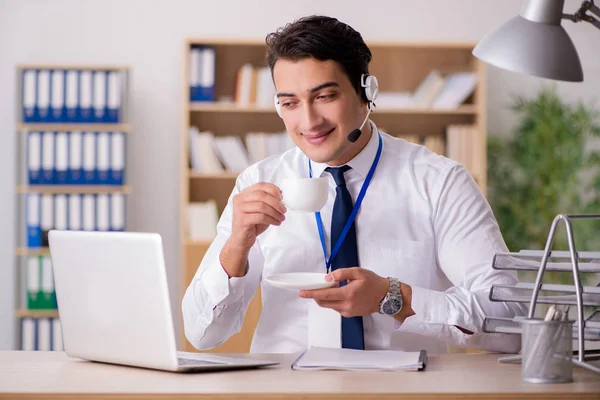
[0, 351, 599, 399]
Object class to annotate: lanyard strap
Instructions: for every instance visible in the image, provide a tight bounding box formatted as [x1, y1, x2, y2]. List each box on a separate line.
[309, 132, 383, 272]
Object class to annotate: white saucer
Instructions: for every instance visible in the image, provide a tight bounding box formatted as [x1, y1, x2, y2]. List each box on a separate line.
[264, 272, 336, 291]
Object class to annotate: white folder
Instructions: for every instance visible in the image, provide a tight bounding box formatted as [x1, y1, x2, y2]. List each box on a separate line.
[41, 131, 55, 184]
[110, 132, 125, 184]
[96, 132, 110, 183]
[37, 70, 50, 121]
[82, 194, 95, 231]
[21, 319, 36, 351]
[65, 70, 78, 122]
[37, 319, 52, 351]
[52, 318, 63, 351]
[22, 70, 36, 121]
[96, 193, 110, 231]
[41, 255, 54, 308]
[110, 193, 125, 231]
[68, 194, 82, 231]
[54, 194, 68, 230]
[107, 71, 122, 121]
[79, 71, 92, 121]
[82, 131, 96, 184]
[40, 194, 53, 245]
[26, 256, 40, 308]
[55, 132, 68, 184]
[93, 70, 107, 122]
[26, 193, 41, 247]
[27, 131, 41, 184]
[69, 131, 83, 183]
[51, 70, 65, 121]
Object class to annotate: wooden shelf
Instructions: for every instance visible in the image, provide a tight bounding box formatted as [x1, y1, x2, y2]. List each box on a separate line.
[189, 102, 477, 115]
[16, 185, 131, 194]
[15, 309, 58, 319]
[17, 123, 132, 132]
[17, 64, 129, 71]
[184, 240, 213, 247]
[16, 247, 50, 256]
[189, 171, 239, 179]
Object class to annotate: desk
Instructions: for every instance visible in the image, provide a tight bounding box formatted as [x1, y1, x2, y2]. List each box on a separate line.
[0, 351, 599, 399]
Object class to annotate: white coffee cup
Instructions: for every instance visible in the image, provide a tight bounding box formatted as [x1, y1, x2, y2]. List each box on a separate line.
[280, 177, 329, 212]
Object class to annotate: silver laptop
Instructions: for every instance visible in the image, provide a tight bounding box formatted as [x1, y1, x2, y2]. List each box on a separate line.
[48, 230, 278, 372]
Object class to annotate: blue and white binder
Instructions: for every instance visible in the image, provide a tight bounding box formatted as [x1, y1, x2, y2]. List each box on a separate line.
[37, 318, 52, 351]
[40, 194, 53, 247]
[79, 71, 93, 123]
[52, 318, 63, 351]
[41, 131, 55, 184]
[82, 194, 96, 231]
[26, 193, 41, 248]
[27, 131, 41, 185]
[96, 132, 110, 184]
[96, 194, 110, 231]
[198, 47, 216, 101]
[189, 47, 201, 101]
[68, 194, 82, 231]
[93, 70, 107, 123]
[82, 131, 97, 184]
[54, 194, 68, 231]
[50, 70, 65, 122]
[68, 131, 83, 184]
[37, 70, 51, 122]
[110, 132, 125, 185]
[65, 70, 79, 122]
[107, 71, 122, 123]
[54, 132, 68, 184]
[21, 318, 37, 351]
[22, 70, 37, 122]
[110, 193, 125, 231]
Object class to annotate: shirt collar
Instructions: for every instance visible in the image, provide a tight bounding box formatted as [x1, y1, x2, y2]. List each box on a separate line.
[309, 120, 379, 178]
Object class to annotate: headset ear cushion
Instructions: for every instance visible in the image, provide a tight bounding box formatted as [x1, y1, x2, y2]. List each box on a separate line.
[273, 94, 282, 118]
[363, 75, 379, 103]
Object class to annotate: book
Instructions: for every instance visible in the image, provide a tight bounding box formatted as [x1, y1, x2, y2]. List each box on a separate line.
[291, 346, 427, 371]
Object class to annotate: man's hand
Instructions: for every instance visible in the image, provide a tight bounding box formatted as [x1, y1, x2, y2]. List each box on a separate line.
[220, 183, 286, 278]
[298, 268, 390, 317]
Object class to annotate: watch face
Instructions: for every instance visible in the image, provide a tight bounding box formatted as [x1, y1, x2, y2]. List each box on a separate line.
[382, 297, 402, 315]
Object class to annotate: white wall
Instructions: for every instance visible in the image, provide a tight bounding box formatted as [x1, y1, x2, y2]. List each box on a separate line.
[1, 0, 598, 350]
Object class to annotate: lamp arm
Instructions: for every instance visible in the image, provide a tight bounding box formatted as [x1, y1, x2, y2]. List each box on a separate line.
[563, 0, 600, 30]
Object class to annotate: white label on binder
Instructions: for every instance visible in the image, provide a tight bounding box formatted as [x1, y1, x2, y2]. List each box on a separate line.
[37, 70, 50, 108]
[23, 70, 36, 109]
[22, 319, 36, 351]
[54, 194, 68, 230]
[27, 193, 40, 226]
[190, 48, 200, 85]
[82, 194, 95, 231]
[42, 256, 54, 292]
[97, 132, 110, 173]
[28, 132, 41, 173]
[111, 132, 125, 170]
[107, 71, 121, 108]
[83, 132, 96, 171]
[38, 319, 51, 351]
[55, 132, 68, 174]
[68, 194, 82, 231]
[27, 257, 40, 294]
[42, 132, 54, 170]
[93, 70, 106, 114]
[201, 48, 215, 86]
[69, 131, 82, 169]
[52, 318, 63, 351]
[111, 194, 125, 230]
[65, 70, 78, 108]
[96, 194, 110, 231]
[40, 194, 53, 232]
[80, 71, 92, 108]
[51, 70, 64, 109]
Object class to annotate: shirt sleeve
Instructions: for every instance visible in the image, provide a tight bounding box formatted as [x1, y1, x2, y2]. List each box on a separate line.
[181, 170, 264, 350]
[394, 163, 528, 353]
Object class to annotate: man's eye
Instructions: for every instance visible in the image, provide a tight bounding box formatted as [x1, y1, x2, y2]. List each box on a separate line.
[317, 94, 336, 100]
[282, 102, 296, 108]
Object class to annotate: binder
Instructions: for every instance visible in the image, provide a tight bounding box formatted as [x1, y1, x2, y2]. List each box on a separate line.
[41, 255, 57, 309]
[22, 69, 37, 122]
[40, 194, 53, 247]
[52, 318, 63, 351]
[96, 194, 110, 231]
[110, 193, 125, 231]
[68, 131, 84, 184]
[50, 70, 65, 122]
[37, 70, 50, 122]
[79, 70, 93, 123]
[198, 47, 215, 101]
[27, 131, 41, 185]
[96, 132, 110, 184]
[107, 71, 122, 123]
[54, 194, 68, 231]
[21, 318, 36, 351]
[41, 131, 55, 184]
[65, 70, 79, 122]
[55, 132, 68, 184]
[82, 131, 97, 184]
[26, 256, 41, 309]
[110, 132, 125, 185]
[68, 194, 82, 231]
[189, 46, 201, 101]
[82, 194, 96, 231]
[37, 318, 52, 351]
[93, 70, 107, 123]
[26, 193, 42, 248]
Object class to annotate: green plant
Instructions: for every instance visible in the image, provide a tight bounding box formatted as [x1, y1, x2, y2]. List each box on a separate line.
[487, 85, 600, 284]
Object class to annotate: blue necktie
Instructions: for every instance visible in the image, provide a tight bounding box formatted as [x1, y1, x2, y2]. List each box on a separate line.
[326, 165, 365, 350]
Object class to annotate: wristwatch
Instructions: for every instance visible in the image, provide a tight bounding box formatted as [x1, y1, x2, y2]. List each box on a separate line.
[379, 277, 403, 316]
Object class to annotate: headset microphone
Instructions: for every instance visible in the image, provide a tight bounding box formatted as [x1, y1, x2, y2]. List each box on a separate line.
[347, 74, 378, 143]
[347, 106, 373, 143]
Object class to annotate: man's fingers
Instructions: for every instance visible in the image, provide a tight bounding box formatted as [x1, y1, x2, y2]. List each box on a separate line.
[239, 201, 285, 222]
[328, 267, 362, 282]
[299, 286, 347, 301]
[240, 189, 286, 215]
[245, 182, 283, 200]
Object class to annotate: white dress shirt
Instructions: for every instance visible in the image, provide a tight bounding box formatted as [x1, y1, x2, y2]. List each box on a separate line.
[182, 122, 527, 354]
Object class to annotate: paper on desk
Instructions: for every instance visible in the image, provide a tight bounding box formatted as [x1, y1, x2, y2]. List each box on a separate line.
[291, 346, 427, 371]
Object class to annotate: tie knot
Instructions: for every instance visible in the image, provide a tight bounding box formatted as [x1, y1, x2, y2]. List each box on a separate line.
[326, 165, 351, 186]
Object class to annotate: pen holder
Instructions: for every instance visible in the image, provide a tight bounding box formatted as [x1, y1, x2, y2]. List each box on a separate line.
[520, 318, 574, 384]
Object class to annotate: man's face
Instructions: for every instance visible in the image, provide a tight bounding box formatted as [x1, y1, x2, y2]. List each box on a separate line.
[273, 58, 367, 165]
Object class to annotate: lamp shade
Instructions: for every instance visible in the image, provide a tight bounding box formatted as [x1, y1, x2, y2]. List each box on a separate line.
[473, 12, 583, 82]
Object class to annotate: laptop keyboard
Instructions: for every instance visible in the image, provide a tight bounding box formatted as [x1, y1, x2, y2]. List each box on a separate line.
[177, 357, 228, 366]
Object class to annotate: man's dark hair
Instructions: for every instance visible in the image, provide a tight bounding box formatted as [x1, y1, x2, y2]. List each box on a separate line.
[265, 15, 372, 99]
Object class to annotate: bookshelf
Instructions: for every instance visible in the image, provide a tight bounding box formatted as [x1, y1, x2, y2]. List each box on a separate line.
[14, 65, 130, 351]
[181, 38, 487, 353]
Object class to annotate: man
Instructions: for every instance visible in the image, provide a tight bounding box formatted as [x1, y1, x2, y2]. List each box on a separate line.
[182, 15, 526, 354]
